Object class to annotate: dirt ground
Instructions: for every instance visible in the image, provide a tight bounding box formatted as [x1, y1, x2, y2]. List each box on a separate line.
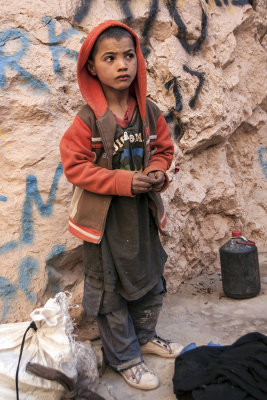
[93, 252, 267, 400]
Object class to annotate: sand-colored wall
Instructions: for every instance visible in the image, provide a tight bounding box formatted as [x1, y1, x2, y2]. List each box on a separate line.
[0, 0, 266, 323]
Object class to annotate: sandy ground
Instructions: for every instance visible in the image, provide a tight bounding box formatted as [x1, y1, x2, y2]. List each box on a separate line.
[93, 252, 267, 400]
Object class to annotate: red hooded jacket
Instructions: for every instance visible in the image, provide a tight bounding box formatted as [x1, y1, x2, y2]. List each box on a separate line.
[60, 20, 174, 243]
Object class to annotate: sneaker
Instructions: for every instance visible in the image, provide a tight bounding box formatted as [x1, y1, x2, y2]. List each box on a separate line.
[119, 362, 159, 390]
[141, 336, 184, 358]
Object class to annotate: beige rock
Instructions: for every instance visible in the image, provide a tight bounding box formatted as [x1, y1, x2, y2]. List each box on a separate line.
[0, 1, 266, 329]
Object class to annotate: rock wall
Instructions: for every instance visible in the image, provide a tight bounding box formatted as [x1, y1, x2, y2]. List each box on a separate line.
[0, 0, 266, 323]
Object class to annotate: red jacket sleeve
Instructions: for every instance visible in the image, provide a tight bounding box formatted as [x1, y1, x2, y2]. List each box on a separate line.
[143, 113, 174, 191]
[60, 115, 135, 197]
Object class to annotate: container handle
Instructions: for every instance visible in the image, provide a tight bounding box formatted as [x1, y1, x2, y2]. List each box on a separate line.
[236, 239, 255, 246]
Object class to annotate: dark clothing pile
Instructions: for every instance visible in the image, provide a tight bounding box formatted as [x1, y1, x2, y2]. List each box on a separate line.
[173, 332, 267, 400]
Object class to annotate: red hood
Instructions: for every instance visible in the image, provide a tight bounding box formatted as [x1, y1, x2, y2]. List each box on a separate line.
[77, 20, 147, 121]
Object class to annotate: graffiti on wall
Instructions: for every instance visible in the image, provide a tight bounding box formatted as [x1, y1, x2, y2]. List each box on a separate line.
[73, 0, 93, 23]
[0, 0, 253, 319]
[0, 257, 39, 321]
[205, 0, 252, 6]
[112, 0, 248, 139]
[0, 163, 64, 320]
[0, 29, 49, 92]
[0, 163, 63, 255]
[0, 22, 79, 91]
[259, 148, 267, 180]
[0, 128, 10, 146]
[43, 17, 79, 76]
[166, 0, 207, 55]
[0, 0, 251, 109]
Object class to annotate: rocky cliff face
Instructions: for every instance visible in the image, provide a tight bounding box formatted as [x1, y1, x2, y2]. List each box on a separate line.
[0, 0, 266, 323]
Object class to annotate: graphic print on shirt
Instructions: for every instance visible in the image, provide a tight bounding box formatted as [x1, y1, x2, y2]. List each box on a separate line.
[112, 129, 144, 171]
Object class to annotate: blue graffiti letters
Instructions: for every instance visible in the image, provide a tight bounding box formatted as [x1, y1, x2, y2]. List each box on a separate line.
[22, 162, 64, 244]
[18, 256, 39, 302]
[48, 244, 66, 259]
[0, 162, 63, 254]
[43, 17, 79, 75]
[0, 29, 49, 91]
[0, 277, 17, 321]
[0, 241, 19, 256]
[0, 256, 39, 321]
[258, 148, 267, 180]
[0, 163, 63, 320]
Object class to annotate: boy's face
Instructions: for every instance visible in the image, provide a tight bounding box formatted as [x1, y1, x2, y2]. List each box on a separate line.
[87, 36, 137, 96]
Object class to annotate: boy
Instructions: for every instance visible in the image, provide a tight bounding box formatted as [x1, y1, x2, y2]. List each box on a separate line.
[60, 20, 183, 391]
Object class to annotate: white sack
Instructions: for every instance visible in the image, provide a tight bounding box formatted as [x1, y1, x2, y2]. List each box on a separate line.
[0, 292, 77, 400]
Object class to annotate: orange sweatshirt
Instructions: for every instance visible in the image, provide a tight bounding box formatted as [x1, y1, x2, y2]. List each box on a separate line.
[60, 20, 174, 243]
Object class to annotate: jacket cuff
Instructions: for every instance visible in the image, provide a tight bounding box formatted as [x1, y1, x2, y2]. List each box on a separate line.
[115, 170, 136, 197]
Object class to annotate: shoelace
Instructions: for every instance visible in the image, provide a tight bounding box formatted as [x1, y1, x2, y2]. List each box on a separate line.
[152, 336, 172, 353]
[126, 363, 152, 384]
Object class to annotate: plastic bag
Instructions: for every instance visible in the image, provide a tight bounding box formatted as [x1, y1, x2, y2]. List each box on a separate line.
[0, 292, 89, 400]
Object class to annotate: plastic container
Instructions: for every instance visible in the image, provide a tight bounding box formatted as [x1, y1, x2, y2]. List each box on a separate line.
[219, 231, 261, 299]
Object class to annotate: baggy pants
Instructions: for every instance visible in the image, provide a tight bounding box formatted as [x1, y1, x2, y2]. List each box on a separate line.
[97, 279, 165, 372]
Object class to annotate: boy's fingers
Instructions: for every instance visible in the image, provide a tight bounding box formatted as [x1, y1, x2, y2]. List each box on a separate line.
[134, 173, 155, 184]
[154, 171, 165, 182]
[147, 171, 156, 180]
[138, 173, 155, 183]
[151, 183, 164, 192]
[147, 171, 166, 192]
[131, 173, 154, 194]
[148, 171, 164, 181]
[131, 171, 167, 194]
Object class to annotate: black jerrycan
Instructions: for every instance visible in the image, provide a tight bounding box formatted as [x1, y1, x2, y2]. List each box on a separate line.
[219, 231, 261, 299]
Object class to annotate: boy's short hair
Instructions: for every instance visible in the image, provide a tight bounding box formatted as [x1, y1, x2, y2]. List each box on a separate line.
[89, 26, 135, 60]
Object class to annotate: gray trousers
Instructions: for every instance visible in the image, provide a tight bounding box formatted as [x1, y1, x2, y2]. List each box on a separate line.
[97, 279, 165, 371]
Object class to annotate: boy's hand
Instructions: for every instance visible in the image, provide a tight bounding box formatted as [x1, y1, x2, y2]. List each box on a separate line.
[131, 172, 155, 194]
[148, 170, 165, 192]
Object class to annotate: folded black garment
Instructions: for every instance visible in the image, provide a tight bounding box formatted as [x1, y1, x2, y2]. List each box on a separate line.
[173, 332, 267, 400]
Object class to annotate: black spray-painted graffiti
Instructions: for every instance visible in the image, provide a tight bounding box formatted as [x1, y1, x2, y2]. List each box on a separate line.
[164, 67, 205, 113]
[166, 0, 207, 55]
[205, 0, 252, 6]
[140, 0, 159, 58]
[164, 78, 183, 112]
[80, 0, 206, 138]
[183, 65, 205, 109]
[73, 0, 93, 24]
[1, 0, 251, 139]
